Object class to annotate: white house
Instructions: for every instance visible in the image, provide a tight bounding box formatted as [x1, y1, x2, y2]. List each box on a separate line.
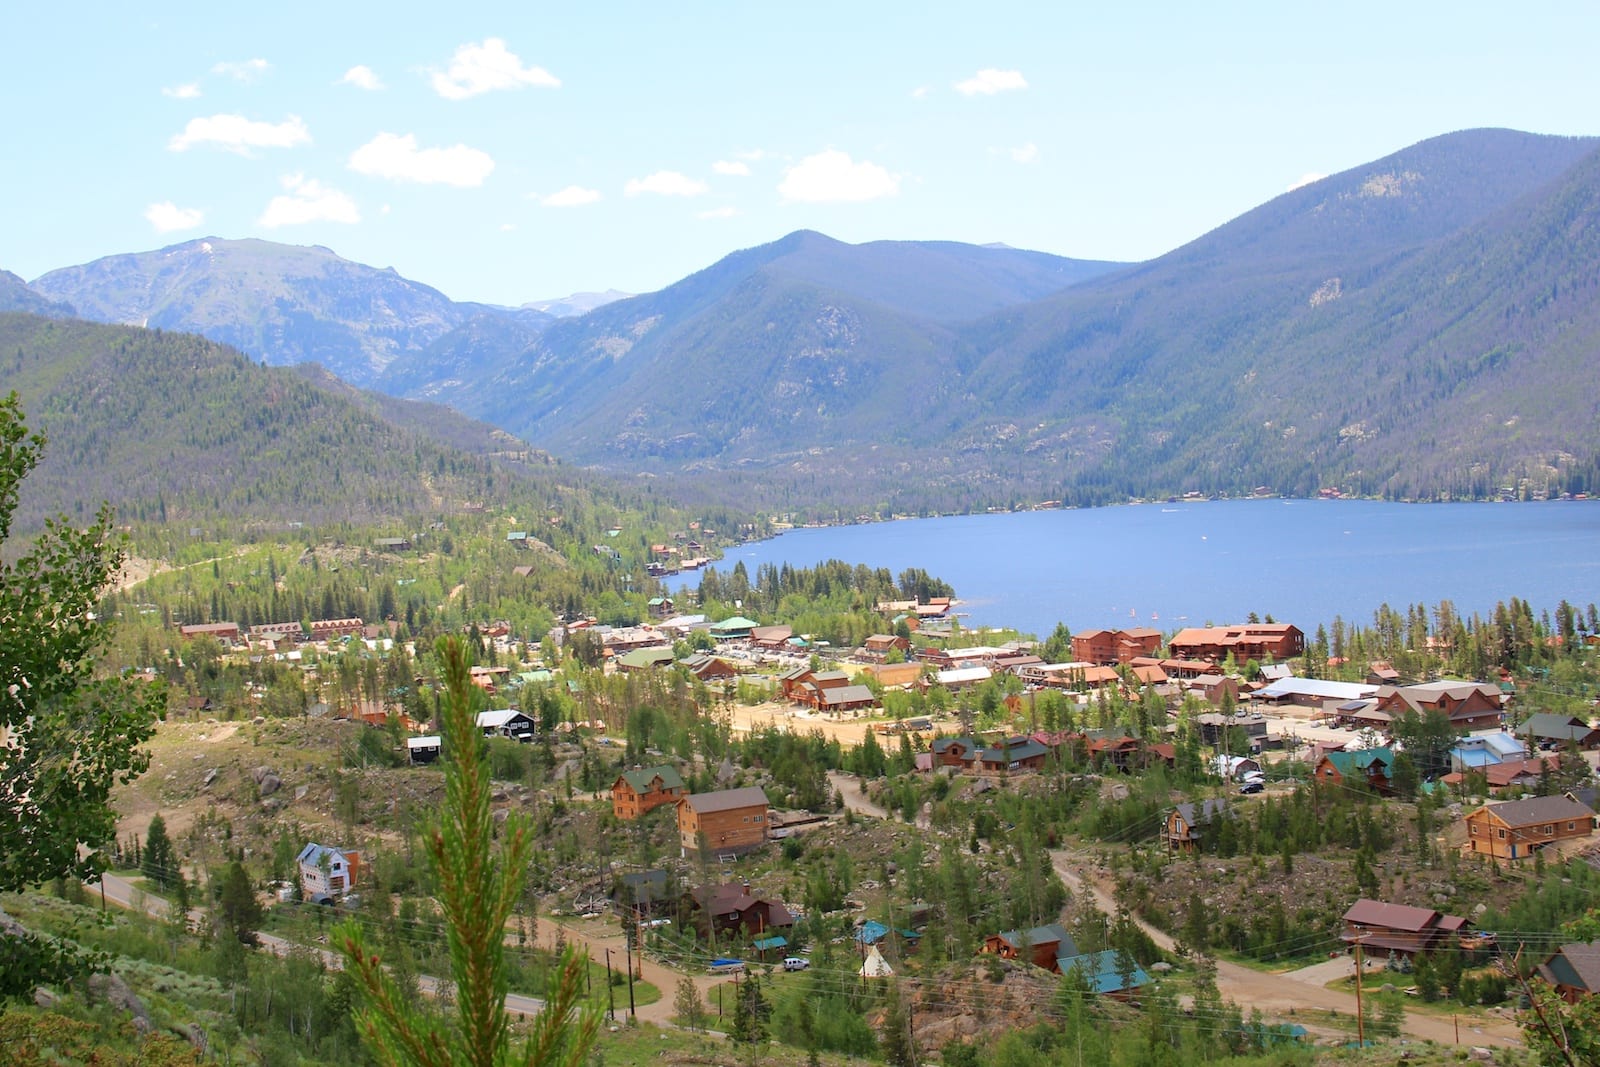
[475, 709, 537, 742]
[297, 843, 361, 900]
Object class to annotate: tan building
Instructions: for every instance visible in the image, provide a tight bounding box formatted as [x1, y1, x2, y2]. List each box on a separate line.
[612, 765, 687, 820]
[677, 786, 770, 857]
[1462, 795, 1596, 862]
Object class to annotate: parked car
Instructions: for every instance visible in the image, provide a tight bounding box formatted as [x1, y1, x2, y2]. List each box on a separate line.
[783, 957, 809, 971]
[1238, 781, 1265, 795]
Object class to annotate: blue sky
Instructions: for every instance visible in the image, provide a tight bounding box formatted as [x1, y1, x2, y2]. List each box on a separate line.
[6, 3, 1599, 305]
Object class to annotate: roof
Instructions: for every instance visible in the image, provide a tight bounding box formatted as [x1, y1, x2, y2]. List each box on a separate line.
[1518, 712, 1597, 742]
[1173, 799, 1229, 828]
[1538, 940, 1600, 994]
[1261, 677, 1379, 701]
[752, 934, 788, 950]
[681, 786, 769, 814]
[854, 920, 890, 944]
[936, 666, 992, 685]
[820, 684, 876, 707]
[1477, 795, 1596, 828]
[1321, 747, 1394, 775]
[1342, 899, 1451, 933]
[296, 842, 352, 867]
[1061, 949, 1152, 994]
[709, 615, 760, 633]
[616, 646, 676, 669]
[994, 923, 1077, 956]
[618, 765, 685, 793]
[406, 735, 441, 749]
[980, 738, 1049, 763]
[475, 709, 528, 728]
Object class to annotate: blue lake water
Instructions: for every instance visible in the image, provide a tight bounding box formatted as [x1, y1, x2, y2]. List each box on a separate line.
[672, 500, 1600, 638]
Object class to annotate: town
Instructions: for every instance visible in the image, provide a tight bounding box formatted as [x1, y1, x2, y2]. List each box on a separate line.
[25, 569, 1598, 1067]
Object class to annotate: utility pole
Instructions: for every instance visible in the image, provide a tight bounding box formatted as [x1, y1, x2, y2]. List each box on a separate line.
[1353, 927, 1366, 1048]
[624, 926, 636, 1019]
[604, 948, 616, 1022]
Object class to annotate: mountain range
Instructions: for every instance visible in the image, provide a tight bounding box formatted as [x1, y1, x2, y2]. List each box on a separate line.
[15, 127, 1600, 512]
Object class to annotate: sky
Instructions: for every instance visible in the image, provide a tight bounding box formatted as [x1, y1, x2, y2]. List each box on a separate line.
[6, 3, 1600, 306]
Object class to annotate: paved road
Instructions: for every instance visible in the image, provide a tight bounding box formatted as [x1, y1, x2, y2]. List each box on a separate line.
[1046, 850, 1522, 1049]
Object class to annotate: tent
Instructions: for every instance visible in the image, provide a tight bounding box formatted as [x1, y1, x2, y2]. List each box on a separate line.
[858, 944, 894, 978]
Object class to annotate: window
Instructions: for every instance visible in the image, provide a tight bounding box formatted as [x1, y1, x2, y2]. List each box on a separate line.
[1568, 822, 1577, 831]
[1496, 829, 1506, 839]
[1544, 825, 1553, 835]
[754, 814, 764, 823]
[1469, 824, 1478, 836]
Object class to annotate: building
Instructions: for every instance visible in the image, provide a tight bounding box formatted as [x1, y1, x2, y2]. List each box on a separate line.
[1167, 799, 1231, 851]
[981, 923, 1079, 973]
[1463, 795, 1596, 861]
[612, 765, 687, 820]
[1059, 949, 1152, 999]
[690, 882, 795, 939]
[1314, 747, 1395, 795]
[1450, 730, 1529, 774]
[679, 653, 739, 681]
[1340, 899, 1469, 960]
[863, 634, 911, 659]
[297, 843, 361, 900]
[1373, 681, 1504, 731]
[406, 735, 441, 764]
[930, 736, 981, 769]
[1169, 624, 1304, 662]
[309, 617, 365, 641]
[615, 646, 676, 672]
[178, 621, 241, 644]
[475, 709, 537, 742]
[1518, 713, 1600, 750]
[973, 736, 1050, 776]
[677, 787, 770, 857]
[1072, 627, 1163, 665]
[1536, 940, 1600, 1002]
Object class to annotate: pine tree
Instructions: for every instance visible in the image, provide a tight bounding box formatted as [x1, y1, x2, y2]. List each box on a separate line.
[143, 813, 177, 889]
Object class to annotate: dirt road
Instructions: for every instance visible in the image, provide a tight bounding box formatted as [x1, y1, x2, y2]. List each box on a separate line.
[1046, 851, 1522, 1049]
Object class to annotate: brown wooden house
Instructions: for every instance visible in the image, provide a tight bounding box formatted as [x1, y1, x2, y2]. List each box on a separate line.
[1537, 940, 1600, 1002]
[1374, 681, 1504, 731]
[1341, 899, 1469, 960]
[863, 634, 911, 659]
[677, 786, 770, 858]
[980, 923, 1079, 973]
[1167, 799, 1229, 851]
[689, 881, 795, 939]
[1168, 624, 1304, 662]
[1314, 748, 1395, 795]
[1071, 627, 1163, 665]
[612, 765, 687, 820]
[1462, 795, 1596, 862]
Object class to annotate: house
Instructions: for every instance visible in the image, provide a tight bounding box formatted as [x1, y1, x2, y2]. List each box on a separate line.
[475, 709, 537, 742]
[1209, 754, 1262, 780]
[680, 653, 739, 681]
[374, 537, 412, 552]
[612, 765, 687, 820]
[1022, 662, 1121, 690]
[1340, 899, 1469, 960]
[1169, 624, 1304, 663]
[863, 634, 911, 659]
[1536, 940, 1600, 1002]
[1463, 795, 1596, 861]
[297, 843, 361, 900]
[973, 736, 1049, 776]
[677, 787, 771, 857]
[863, 661, 925, 689]
[647, 596, 675, 618]
[1059, 949, 1152, 999]
[815, 684, 878, 715]
[749, 625, 795, 650]
[1518, 713, 1600, 750]
[611, 869, 674, 917]
[1167, 799, 1230, 851]
[1315, 747, 1395, 795]
[1374, 681, 1504, 731]
[1190, 675, 1242, 708]
[1085, 731, 1143, 772]
[981, 923, 1079, 972]
[689, 881, 794, 938]
[406, 735, 442, 764]
[310, 617, 365, 641]
[935, 666, 992, 691]
[1072, 627, 1163, 665]
[930, 736, 981, 770]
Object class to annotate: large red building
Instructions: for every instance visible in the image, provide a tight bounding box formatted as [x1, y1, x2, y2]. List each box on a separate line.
[1071, 628, 1163, 665]
[1168, 623, 1303, 662]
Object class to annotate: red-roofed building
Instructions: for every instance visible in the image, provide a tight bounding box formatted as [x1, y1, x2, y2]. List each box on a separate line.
[1168, 624, 1303, 663]
[1341, 899, 1469, 960]
[1072, 628, 1164, 665]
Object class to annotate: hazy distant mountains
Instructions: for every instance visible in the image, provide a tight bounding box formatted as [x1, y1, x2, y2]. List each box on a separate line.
[28, 238, 537, 387]
[16, 127, 1600, 509]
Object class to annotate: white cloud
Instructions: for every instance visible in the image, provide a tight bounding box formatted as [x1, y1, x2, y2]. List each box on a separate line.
[500, 222, 517, 232]
[1288, 172, 1327, 191]
[212, 58, 270, 82]
[348, 132, 494, 187]
[162, 82, 201, 100]
[143, 201, 204, 233]
[258, 173, 359, 227]
[540, 185, 602, 207]
[432, 38, 559, 100]
[911, 85, 932, 99]
[624, 171, 708, 197]
[168, 113, 310, 154]
[1011, 142, 1039, 164]
[712, 160, 751, 177]
[778, 150, 900, 203]
[341, 65, 384, 90]
[735, 148, 767, 161]
[698, 206, 738, 220]
[954, 68, 1027, 96]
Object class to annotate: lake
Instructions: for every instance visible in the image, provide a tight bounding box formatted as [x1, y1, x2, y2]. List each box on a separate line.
[671, 500, 1600, 638]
